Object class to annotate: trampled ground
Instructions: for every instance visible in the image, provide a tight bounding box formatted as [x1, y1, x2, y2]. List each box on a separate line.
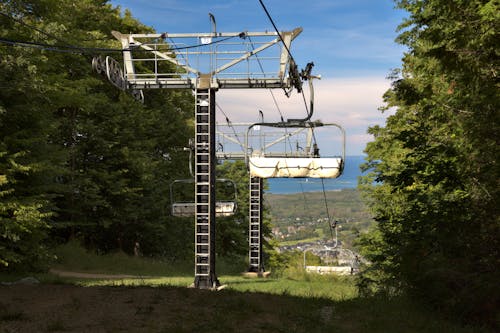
[0, 282, 341, 333]
[1, 279, 490, 333]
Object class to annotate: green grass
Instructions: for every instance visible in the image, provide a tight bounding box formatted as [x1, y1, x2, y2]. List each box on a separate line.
[71, 274, 357, 301]
[224, 274, 357, 300]
[1, 242, 493, 333]
[50, 240, 193, 276]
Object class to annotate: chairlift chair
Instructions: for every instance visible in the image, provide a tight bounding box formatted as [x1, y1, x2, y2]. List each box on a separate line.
[170, 178, 238, 217]
[245, 120, 345, 178]
[243, 63, 345, 179]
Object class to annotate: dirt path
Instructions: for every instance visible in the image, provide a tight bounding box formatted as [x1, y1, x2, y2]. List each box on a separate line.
[48, 269, 152, 280]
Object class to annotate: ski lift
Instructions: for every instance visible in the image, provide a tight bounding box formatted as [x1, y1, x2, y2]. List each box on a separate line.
[170, 178, 238, 217]
[243, 62, 345, 178]
[245, 120, 345, 178]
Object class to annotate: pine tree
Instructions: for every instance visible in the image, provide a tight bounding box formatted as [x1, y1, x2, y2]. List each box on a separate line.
[0, 0, 69, 270]
[0, 0, 195, 266]
[358, 0, 499, 325]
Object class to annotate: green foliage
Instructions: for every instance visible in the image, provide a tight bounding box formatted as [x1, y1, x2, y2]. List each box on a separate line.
[0, 0, 73, 270]
[215, 161, 249, 257]
[265, 237, 292, 275]
[355, 227, 400, 297]
[0, 126, 54, 271]
[359, 0, 499, 327]
[0, 0, 194, 269]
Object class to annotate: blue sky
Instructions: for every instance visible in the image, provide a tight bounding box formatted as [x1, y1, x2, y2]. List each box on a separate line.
[110, 0, 407, 155]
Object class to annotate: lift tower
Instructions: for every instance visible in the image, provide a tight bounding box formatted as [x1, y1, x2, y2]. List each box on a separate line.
[93, 26, 302, 288]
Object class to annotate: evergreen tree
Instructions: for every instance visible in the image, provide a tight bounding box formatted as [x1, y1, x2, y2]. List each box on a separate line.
[216, 160, 250, 257]
[358, 0, 499, 325]
[0, 0, 194, 267]
[0, 0, 69, 270]
[216, 160, 276, 270]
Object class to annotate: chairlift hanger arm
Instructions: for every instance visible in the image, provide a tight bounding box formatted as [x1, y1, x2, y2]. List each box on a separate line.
[216, 178, 238, 202]
[287, 69, 317, 123]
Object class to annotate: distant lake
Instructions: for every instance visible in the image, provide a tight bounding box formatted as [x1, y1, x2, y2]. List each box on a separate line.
[267, 155, 366, 194]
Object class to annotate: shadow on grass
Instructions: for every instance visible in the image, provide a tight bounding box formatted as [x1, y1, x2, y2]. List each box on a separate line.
[1, 281, 491, 333]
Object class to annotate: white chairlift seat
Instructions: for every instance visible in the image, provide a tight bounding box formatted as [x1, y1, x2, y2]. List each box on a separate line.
[171, 201, 237, 217]
[249, 156, 343, 178]
[170, 178, 238, 217]
[245, 120, 345, 179]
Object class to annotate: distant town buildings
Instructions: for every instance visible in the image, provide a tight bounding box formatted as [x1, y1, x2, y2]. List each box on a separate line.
[277, 238, 364, 274]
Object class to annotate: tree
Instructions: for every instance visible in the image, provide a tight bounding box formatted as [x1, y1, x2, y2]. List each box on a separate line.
[41, 2, 195, 255]
[359, 0, 499, 325]
[0, 0, 195, 268]
[0, 144, 53, 270]
[0, 0, 70, 270]
[216, 161, 276, 270]
[215, 161, 250, 257]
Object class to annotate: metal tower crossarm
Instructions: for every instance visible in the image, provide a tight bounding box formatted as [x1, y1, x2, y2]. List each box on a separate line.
[110, 28, 302, 90]
[112, 31, 200, 77]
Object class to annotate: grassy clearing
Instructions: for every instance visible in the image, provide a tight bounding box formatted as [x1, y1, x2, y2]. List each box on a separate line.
[50, 240, 193, 276]
[68, 275, 357, 302]
[224, 274, 356, 300]
[42, 241, 358, 301]
[0, 242, 492, 333]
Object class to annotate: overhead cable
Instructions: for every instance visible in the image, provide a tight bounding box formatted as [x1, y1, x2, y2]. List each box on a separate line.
[247, 35, 286, 122]
[321, 178, 335, 240]
[215, 103, 245, 151]
[0, 12, 244, 55]
[0, 11, 88, 55]
[0, 33, 243, 55]
[257, 0, 294, 62]
[256, 1, 312, 122]
[0, 37, 86, 54]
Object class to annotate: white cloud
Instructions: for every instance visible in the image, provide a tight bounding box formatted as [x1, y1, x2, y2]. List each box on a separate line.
[216, 77, 393, 155]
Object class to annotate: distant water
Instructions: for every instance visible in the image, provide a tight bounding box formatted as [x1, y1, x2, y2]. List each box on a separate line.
[267, 155, 366, 194]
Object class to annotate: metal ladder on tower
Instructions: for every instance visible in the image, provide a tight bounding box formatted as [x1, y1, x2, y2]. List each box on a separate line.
[248, 176, 264, 273]
[194, 88, 219, 288]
